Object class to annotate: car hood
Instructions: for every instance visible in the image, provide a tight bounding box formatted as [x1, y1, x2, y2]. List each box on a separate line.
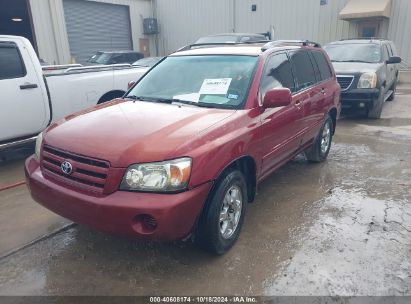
[45, 100, 236, 167]
[332, 62, 383, 75]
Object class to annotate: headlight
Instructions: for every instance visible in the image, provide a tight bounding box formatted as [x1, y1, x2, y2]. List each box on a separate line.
[358, 73, 377, 89]
[34, 132, 43, 160]
[120, 158, 192, 192]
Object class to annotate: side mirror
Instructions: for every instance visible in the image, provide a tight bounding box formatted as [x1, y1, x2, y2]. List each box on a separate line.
[263, 88, 292, 108]
[128, 81, 136, 90]
[387, 56, 401, 64]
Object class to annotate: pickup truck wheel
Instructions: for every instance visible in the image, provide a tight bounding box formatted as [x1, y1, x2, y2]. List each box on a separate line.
[196, 169, 247, 255]
[367, 90, 384, 119]
[305, 115, 333, 163]
[387, 79, 397, 101]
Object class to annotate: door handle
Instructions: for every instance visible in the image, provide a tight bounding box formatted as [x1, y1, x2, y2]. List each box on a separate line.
[20, 83, 38, 90]
[295, 100, 303, 109]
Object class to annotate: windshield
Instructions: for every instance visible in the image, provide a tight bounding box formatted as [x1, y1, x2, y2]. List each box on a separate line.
[133, 57, 163, 67]
[88, 53, 112, 64]
[126, 55, 258, 109]
[324, 43, 382, 63]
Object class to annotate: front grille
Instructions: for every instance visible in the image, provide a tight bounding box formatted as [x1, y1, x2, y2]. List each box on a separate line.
[41, 145, 110, 193]
[337, 76, 354, 91]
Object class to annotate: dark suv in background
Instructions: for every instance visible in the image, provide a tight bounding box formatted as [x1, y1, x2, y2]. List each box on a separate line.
[324, 39, 401, 118]
[86, 50, 144, 66]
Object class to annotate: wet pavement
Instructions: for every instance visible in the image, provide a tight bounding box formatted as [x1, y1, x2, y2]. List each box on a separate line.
[0, 85, 410, 296]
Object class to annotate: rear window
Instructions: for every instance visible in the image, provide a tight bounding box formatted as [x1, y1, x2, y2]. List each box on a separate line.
[290, 51, 317, 91]
[312, 51, 333, 81]
[0, 43, 26, 80]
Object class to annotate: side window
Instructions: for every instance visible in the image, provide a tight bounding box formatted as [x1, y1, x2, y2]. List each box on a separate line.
[382, 45, 390, 61]
[0, 43, 26, 80]
[290, 51, 317, 91]
[387, 44, 393, 57]
[390, 43, 398, 56]
[312, 51, 333, 81]
[260, 52, 295, 95]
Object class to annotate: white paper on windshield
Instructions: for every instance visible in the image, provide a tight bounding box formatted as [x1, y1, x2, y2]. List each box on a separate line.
[173, 93, 200, 103]
[199, 78, 232, 95]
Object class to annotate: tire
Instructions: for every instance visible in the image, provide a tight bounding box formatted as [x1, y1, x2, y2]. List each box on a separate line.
[305, 114, 334, 163]
[196, 169, 247, 255]
[367, 90, 384, 119]
[387, 78, 397, 101]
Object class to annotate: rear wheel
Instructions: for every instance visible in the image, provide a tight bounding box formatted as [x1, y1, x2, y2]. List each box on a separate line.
[196, 169, 247, 255]
[305, 114, 333, 163]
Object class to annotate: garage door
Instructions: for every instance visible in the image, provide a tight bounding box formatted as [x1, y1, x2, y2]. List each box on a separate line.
[63, 0, 132, 64]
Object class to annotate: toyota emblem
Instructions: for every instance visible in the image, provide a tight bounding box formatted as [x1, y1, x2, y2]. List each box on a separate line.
[61, 161, 73, 175]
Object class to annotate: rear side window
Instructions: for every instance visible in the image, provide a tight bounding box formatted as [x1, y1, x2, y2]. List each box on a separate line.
[0, 43, 26, 80]
[290, 51, 317, 91]
[312, 51, 333, 81]
[260, 52, 296, 95]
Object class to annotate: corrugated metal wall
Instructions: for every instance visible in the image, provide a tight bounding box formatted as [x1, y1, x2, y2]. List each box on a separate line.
[155, 0, 233, 55]
[155, 0, 358, 54]
[155, 0, 410, 63]
[388, 0, 411, 64]
[233, 0, 357, 43]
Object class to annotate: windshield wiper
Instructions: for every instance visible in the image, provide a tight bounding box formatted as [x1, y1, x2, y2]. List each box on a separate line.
[125, 95, 170, 103]
[126, 96, 236, 109]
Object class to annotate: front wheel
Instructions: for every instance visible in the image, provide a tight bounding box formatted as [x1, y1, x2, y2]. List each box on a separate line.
[305, 115, 334, 163]
[196, 169, 247, 255]
[367, 90, 384, 119]
[387, 78, 398, 101]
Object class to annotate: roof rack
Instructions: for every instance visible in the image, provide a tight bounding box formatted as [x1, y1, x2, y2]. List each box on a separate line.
[177, 40, 270, 52]
[339, 37, 387, 41]
[261, 40, 321, 51]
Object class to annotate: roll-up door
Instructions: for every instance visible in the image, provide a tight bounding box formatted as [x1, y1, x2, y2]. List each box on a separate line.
[63, 0, 132, 64]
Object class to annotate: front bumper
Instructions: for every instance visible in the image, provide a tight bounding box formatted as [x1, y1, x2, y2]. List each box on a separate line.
[340, 88, 380, 110]
[25, 156, 212, 240]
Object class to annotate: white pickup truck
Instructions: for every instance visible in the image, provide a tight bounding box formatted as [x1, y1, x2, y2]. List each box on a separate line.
[0, 35, 149, 150]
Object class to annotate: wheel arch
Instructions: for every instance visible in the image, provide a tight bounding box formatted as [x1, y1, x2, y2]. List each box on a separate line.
[210, 155, 257, 204]
[98, 90, 126, 104]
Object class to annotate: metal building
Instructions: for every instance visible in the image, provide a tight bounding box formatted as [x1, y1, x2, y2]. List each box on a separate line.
[1, 0, 410, 64]
[154, 0, 411, 64]
[0, 0, 154, 65]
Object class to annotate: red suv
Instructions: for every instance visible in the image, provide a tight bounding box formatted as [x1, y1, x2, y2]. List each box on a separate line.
[26, 40, 341, 254]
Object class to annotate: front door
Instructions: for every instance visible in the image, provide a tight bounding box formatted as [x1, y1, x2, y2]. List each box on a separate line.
[259, 52, 304, 177]
[0, 39, 48, 141]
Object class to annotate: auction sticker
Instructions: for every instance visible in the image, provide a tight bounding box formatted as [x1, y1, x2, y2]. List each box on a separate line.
[199, 78, 232, 95]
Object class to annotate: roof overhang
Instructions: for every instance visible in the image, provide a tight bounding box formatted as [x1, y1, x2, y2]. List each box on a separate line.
[339, 0, 392, 21]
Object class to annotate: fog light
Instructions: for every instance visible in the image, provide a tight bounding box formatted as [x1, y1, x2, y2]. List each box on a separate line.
[359, 103, 365, 108]
[132, 214, 157, 234]
[142, 214, 157, 230]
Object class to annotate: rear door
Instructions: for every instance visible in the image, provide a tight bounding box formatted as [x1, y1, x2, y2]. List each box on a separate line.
[259, 52, 304, 176]
[303, 50, 335, 143]
[289, 50, 320, 145]
[0, 39, 48, 141]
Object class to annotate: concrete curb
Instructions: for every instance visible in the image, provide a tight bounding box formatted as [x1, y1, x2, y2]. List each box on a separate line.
[0, 223, 76, 260]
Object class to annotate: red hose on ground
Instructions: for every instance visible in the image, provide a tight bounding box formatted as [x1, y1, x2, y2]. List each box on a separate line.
[0, 181, 26, 192]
